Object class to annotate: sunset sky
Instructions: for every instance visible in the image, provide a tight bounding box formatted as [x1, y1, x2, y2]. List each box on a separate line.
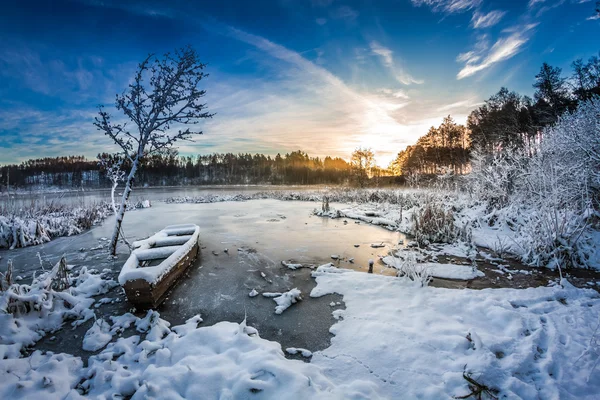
[0, 0, 598, 166]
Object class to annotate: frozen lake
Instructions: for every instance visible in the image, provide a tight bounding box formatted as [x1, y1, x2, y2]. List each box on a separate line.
[1, 199, 405, 360]
[0, 185, 326, 207]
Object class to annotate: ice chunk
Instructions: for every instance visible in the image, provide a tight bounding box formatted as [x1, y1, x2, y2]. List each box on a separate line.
[273, 289, 302, 314]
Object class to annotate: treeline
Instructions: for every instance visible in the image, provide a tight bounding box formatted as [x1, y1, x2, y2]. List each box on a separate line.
[0, 151, 353, 190]
[390, 116, 470, 175]
[391, 53, 600, 175]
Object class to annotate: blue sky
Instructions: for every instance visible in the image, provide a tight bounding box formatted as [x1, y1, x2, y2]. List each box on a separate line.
[0, 0, 598, 166]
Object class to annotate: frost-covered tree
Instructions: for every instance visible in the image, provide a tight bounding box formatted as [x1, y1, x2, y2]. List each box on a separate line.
[470, 98, 600, 268]
[98, 155, 125, 214]
[95, 46, 213, 255]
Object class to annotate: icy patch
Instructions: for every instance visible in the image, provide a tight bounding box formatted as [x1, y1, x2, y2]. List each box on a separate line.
[248, 289, 259, 297]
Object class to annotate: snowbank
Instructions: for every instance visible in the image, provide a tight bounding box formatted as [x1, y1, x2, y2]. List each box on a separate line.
[381, 256, 484, 280]
[310, 266, 600, 399]
[1, 312, 381, 399]
[0, 266, 117, 358]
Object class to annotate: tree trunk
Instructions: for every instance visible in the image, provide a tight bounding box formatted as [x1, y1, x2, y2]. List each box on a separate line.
[109, 159, 139, 256]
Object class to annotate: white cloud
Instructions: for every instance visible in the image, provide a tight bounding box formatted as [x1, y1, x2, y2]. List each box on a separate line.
[369, 41, 423, 85]
[410, 0, 482, 14]
[471, 10, 506, 28]
[587, 15, 600, 20]
[456, 25, 537, 79]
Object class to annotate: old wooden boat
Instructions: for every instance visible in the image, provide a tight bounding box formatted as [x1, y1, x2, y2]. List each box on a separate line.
[118, 224, 200, 309]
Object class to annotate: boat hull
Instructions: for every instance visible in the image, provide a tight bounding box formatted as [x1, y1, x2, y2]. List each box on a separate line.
[122, 241, 199, 309]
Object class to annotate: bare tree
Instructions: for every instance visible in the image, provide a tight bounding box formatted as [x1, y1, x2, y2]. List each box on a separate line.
[98, 155, 125, 214]
[95, 46, 213, 255]
[350, 147, 375, 187]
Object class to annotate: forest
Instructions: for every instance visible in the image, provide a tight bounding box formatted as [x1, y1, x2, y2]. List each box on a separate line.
[0, 151, 355, 189]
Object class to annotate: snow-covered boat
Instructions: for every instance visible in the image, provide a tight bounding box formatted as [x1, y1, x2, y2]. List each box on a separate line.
[118, 224, 200, 309]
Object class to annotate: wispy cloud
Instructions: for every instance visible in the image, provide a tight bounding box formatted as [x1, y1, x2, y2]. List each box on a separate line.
[456, 24, 537, 79]
[330, 6, 359, 22]
[437, 98, 484, 112]
[410, 0, 482, 14]
[471, 10, 506, 28]
[369, 41, 423, 85]
[528, 0, 546, 8]
[379, 88, 411, 99]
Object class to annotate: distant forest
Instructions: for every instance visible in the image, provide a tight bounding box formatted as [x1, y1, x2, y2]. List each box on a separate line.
[0, 151, 359, 189]
[1, 54, 599, 190]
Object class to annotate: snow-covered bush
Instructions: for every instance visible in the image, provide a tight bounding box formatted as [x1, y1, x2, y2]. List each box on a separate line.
[410, 201, 470, 246]
[468, 149, 524, 209]
[388, 252, 431, 287]
[468, 99, 600, 269]
[0, 201, 113, 249]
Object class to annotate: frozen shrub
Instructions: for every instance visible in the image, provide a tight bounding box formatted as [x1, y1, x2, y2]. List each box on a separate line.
[0, 201, 114, 249]
[388, 252, 431, 287]
[410, 202, 459, 246]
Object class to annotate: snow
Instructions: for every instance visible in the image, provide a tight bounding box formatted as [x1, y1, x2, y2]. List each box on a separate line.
[310, 266, 600, 399]
[1, 313, 380, 399]
[0, 266, 116, 358]
[262, 292, 282, 298]
[286, 347, 313, 358]
[381, 256, 484, 280]
[118, 224, 200, 285]
[272, 288, 302, 314]
[248, 289, 259, 297]
[0, 202, 113, 249]
[82, 319, 113, 352]
[281, 260, 303, 270]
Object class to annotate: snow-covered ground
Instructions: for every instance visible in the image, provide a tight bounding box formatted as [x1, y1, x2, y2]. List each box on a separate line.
[2, 261, 598, 399]
[310, 265, 600, 399]
[1, 190, 598, 398]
